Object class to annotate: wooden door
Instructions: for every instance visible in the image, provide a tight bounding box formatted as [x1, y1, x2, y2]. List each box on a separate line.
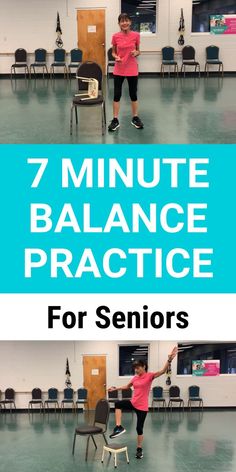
[77, 9, 106, 72]
[83, 355, 106, 409]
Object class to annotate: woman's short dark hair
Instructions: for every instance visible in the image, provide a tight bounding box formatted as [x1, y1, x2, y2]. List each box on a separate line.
[118, 13, 132, 23]
[133, 359, 148, 371]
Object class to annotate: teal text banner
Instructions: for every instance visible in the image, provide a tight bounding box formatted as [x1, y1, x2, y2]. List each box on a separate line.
[0, 144, 235, 293]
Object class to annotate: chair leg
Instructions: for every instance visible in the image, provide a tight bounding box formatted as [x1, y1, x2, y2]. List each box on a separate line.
[72, 432, 77, 455]
[103, 433, 108, 445]
[101, 104, 105, 135]
[114, 453, 117, 468]
[91, 435, 97, 449]
[70, 105, 74, 135]
[101, 447, 105, 463]
[85, 436, 90, 461]
[126, 448, 129, 464]
[103, 101, 107, 124]
[75, 106, 78, 125]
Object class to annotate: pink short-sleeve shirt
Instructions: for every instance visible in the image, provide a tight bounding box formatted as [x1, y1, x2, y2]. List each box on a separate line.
[112, 31, 140, 76]
[130, 372, 155, 411]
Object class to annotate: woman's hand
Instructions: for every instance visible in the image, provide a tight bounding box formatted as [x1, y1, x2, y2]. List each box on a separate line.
[168, 346, 178, 361]
[131, 50, 139, 57]
[115, 55, 122, 62]
[108, 386, 117, 392]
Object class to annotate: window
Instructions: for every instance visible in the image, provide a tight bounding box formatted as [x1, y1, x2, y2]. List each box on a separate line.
[119, 344, 149, 376]
[192, 0, 236, 32]
[121, 0, 157, 34]
[177, 342, 236, 375]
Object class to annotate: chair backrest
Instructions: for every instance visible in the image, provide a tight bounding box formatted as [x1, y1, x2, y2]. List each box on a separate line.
[54, 48, 66, 62]
[107, 47, 114, 62]
[182, 45, 195, 61]
[35, 48, 47, 62]
[76, 61, 103, 91]
[32, 388, 42, 400]
[94, 399, 110, 431]
[5, 388, 15, 400]
[15, 48, 27, 63]
[162, 46, 175, 61]
[70, 48, 83, 63]
[64, 388, 74, 400]
[121, 388, 132, 399]
[77, 388, 88, 400]
[169, 385, 180, 398]
[108, 389, 118, 400]
[153, 386, 163, 399]
[48, 387, 58, 400]
[189, 385, 200, 398]
[206, 45, 219, 60]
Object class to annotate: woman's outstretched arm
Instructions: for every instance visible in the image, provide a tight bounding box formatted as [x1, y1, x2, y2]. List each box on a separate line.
[153, 346, 178, 379]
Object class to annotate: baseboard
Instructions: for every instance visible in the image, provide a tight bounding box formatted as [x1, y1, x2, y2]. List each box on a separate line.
[0, 71, 236, 80]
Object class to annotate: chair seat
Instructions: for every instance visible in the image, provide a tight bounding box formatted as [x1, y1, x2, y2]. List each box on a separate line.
[76, 399, 87, 403]
[45, 399, 58, 403]
[62, 399, 74, 403]
[29, 400, 43, 403]
[206, 59, 222, 64]
[189, 397, 202, 401]
[12, 63, 28, 68]
[104, 443, 127, 451]
[31, 62, 47, 67]
[162, 60, 177, 65]
[183, 61, 199, 65]
[153, 397, 165, 401]
[75, 425, 103, 435]
[170, 397, 183, 402]
[68, 63, 81, 68]
[51, 62, 66, 66]
[0, 400, 15, 404]
[108, 61, 115, 66]
[73, 94, 104, 106]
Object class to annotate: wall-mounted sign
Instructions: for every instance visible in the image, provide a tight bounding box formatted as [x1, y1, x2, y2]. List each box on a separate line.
[91, 368, 99, 376]
[88, 25, 97, 33]
[192, 360, 220, 376]
[210, 15, 236, 35]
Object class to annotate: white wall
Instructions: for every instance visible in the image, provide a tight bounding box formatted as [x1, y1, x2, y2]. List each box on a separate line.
[0, 340, 235, 409]
[0, 0, 236, 73]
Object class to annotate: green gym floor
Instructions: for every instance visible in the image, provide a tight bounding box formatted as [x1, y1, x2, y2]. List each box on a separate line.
[0, 410, 236, 472]
[0, 76, 236, 144]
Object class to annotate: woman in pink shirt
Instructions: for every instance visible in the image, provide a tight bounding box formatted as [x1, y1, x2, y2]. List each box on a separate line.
[108, 13, 144, 132]
[108, 346, 177, 459]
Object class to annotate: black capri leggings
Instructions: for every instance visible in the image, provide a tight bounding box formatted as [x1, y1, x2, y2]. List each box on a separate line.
[114, 75, 138, 102]
[115, 400, 147, 435]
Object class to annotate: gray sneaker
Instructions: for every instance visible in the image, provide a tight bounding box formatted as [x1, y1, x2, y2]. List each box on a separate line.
[109, 425, 126, 439]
